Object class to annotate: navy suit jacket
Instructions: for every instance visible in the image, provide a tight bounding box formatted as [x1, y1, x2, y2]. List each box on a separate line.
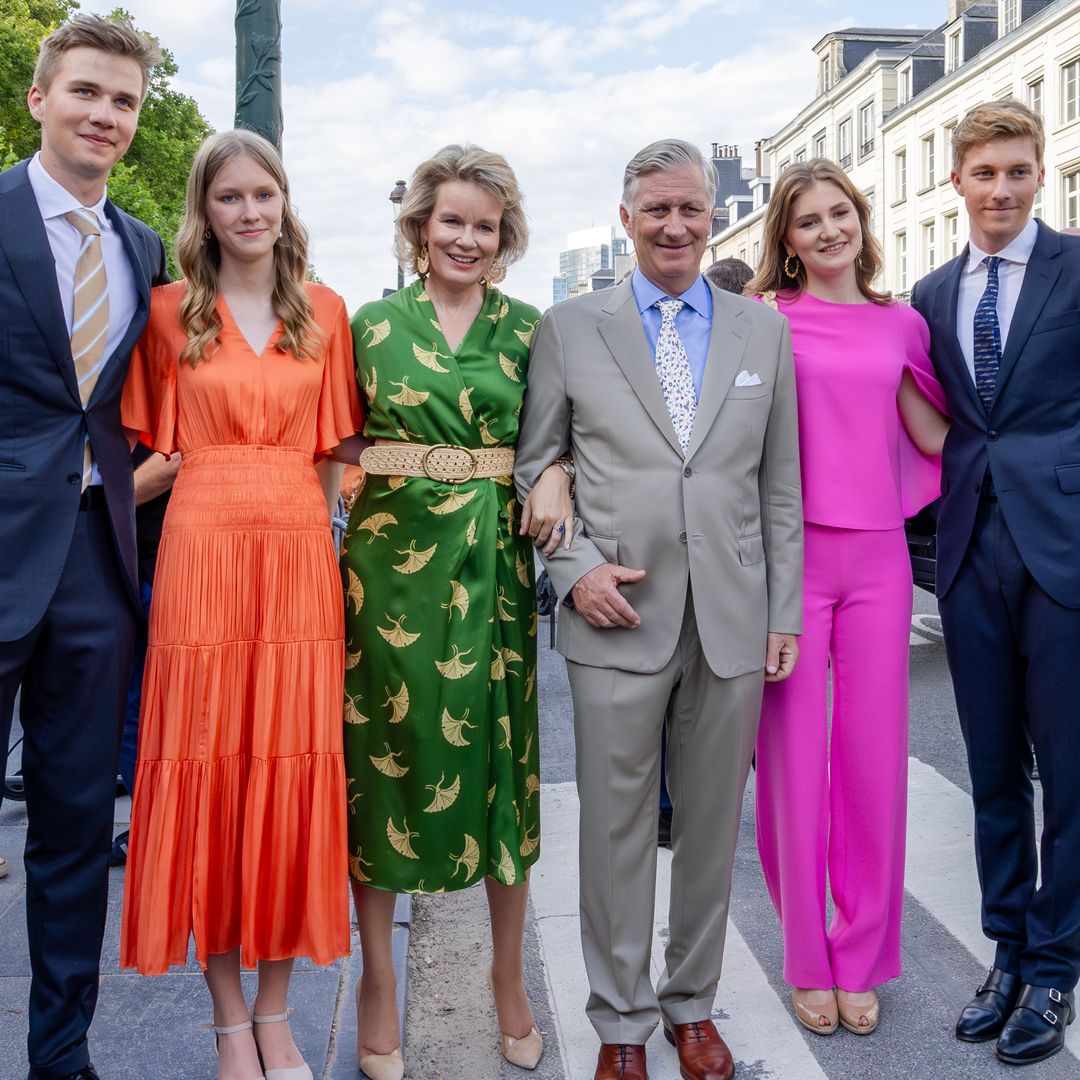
[0, 160, 168, 642]
[910, 221, 1080, 608]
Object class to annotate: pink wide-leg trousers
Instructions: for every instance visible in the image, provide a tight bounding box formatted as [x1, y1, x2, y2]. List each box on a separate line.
[756, 522, 912, 991]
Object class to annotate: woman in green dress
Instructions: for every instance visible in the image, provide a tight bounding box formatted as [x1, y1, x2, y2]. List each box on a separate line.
[341, 145, 572, 1080]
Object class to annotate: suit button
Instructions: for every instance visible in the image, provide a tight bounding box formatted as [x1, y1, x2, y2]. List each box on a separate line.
[679, 531, 687, 543]
[68, 473, 81, 485]
[988, 430, 999, 441]
[683, 466, 692, 477]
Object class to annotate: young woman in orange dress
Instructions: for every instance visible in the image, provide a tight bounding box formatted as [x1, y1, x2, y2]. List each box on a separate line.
[119, 129, 363, 1080]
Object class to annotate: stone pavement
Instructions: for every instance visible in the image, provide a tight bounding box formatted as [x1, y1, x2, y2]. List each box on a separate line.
[0, 784, 410, 1080]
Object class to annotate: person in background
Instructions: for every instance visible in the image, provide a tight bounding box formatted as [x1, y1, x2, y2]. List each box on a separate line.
[703, 257, 754, 296]
[110, 445, 180, 865]
[911, 99, 1080, 1068]
[516, 138, 802, 1080]
[341, 144, 569, 1080]
[119, 129, 363, 1080]
[0, 16, 167, 1079]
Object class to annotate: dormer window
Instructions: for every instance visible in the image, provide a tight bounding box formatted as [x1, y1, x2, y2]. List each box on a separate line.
[822, 56, 832, 92]
[948, 30, 961, 72]
[898, 66, 911, 105]
[1000, 0, 1020, 35]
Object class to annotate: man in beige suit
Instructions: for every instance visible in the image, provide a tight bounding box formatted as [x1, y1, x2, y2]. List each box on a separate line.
[516, 140, 803, 1080]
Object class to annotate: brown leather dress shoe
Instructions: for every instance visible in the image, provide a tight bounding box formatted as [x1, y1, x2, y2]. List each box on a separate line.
[663, 1020, 734, 1080]
[594, 1043, 647, 1079]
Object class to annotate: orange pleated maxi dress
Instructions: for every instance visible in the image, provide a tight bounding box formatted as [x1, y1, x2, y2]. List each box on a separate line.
[119, 281, 363, 974]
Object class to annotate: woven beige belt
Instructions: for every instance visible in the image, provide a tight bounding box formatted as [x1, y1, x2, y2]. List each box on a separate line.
[360, 442, 515, 483]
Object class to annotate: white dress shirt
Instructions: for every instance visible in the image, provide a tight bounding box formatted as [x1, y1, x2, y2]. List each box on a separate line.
[956, 216, 1038, 384]
[28, 152, 139, 483]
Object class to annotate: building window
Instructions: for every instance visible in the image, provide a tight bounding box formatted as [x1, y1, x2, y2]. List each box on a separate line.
[923, 222, 937, 273]
[779, 158, 791, 176]
[752, 240, 761, 265]
[943, 121, 957, 176]
[948, 31, 961, 73]
[1065, 58, 1080, 125]
[1028, 78, 1044, 116]
[896, 232, 908, 291]
[738, 247, 747, 263]
[1065, 169, 1080, 229]
[858, 102, 875, 157]
[945, 212, 960, 259]
[822, 56, 832, 93]
[838, 118, 853, 170]
[795, 147, 807, 163]
[1000, 0, 1020, 35]
[812, 130, 827, 158]
[1033, 181, 1044, 221]
[898, 67, 911, 106]
[922, 134, 936, 188]
[895, 150, 907, 202]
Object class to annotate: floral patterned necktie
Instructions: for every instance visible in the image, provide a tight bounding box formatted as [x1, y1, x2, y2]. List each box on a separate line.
[654, 299, 696, 453]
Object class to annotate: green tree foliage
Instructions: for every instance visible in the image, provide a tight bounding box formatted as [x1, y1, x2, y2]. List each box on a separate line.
[0, 1, 213, 276]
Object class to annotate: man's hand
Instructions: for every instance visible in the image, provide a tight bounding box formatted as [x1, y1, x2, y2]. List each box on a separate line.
[765, 633, 799, 682]
[571, 563, 646, 629]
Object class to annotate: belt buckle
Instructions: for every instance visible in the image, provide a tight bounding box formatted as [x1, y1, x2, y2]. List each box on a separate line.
[422, 443, 477, 483]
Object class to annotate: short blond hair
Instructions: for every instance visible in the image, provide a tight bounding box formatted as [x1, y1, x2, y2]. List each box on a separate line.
[395, 144, 529, 276]
[952, 98, 1044, 172]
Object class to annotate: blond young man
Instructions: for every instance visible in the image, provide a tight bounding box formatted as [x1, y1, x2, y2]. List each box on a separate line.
[910, 99, 1080, 1068]
[0, 16, 166, 1080]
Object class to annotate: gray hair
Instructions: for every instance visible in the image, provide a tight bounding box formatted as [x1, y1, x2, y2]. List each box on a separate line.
[621, 139, 717, 210]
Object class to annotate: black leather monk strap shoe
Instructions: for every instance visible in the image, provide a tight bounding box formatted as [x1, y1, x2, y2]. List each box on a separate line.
[955, 965, 1021, 1042]
[996, 984, 1075, 1066]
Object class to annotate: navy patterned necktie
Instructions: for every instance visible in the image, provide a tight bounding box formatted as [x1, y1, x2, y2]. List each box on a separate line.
[973, 255, 1002, 411]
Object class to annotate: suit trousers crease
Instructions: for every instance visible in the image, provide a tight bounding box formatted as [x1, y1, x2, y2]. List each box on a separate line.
[756, 524, 911, 992]
[568, 588, 763, 1045]
[940, 501, 1080, 990]
[0, 506, 135, 1076]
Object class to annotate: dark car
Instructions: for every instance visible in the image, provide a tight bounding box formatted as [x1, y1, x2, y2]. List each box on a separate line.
[906, 501, 938, 595]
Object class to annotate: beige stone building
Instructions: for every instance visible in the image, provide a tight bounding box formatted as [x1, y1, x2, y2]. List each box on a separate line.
[706, 0, 1080, 296]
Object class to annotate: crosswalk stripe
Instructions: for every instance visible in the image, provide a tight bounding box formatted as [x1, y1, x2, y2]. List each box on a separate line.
[534, 782, 828, 1079]
[535, 759, 1080, 1075]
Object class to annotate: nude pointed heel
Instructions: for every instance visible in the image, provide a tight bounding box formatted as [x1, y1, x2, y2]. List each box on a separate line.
[251, 1011, 313, 1080]
[355, 981, 404, 1080]
[487, 968, 544, 1069]
[211, 1019, 266, 1080]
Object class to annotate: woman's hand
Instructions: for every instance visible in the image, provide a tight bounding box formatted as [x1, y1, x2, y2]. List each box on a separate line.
[520, 463, 573, 555]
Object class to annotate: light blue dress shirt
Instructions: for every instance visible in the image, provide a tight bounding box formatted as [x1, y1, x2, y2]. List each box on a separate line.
[631, 269, 713, 399]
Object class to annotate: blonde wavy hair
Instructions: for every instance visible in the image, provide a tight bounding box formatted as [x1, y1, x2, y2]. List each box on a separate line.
[175, 129, 320, 366]
[394, 144, 529, 277]
[952, 98, 1044, 172]
[745, 157, 890, 305]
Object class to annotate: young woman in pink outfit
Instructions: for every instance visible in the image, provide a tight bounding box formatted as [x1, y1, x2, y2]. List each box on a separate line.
[746, 159, 949, 1037]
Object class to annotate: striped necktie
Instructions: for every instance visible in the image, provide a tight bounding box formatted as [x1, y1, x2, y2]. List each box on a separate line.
[972, 255, 1002, 412]
[66, 208, 110, 489]
[654, 299, 697, 453]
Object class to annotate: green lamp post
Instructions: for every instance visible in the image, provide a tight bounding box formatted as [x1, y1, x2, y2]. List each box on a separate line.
[235, 0, 283, 150]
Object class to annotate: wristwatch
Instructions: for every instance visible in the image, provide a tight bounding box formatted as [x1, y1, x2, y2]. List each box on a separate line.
[554, 456, 576, 482]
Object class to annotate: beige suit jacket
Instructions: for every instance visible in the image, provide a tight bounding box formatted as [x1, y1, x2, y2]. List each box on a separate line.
[515, 277, 803, 678]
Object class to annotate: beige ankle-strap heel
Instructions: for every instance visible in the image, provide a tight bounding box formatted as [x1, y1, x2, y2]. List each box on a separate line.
[211, 1019, 265, 1080]
[252, 1012, 313, 1080]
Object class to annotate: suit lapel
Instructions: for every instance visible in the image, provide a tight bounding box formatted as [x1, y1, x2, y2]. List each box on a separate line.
[598, 281, 684, 456]
[992, 223, 1059, 407]
[685, 285, 748, 462]
[935, 251, 985, 416]
[0, 166, 79, 403]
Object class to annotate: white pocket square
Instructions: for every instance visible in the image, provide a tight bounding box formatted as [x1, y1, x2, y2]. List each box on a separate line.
[734, 370, 762, 387]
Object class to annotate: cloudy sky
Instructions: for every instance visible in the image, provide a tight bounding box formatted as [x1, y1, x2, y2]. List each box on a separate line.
[85, 0, 946, 312]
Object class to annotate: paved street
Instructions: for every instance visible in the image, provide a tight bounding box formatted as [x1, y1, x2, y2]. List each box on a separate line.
[2, 588, 1077, 1078]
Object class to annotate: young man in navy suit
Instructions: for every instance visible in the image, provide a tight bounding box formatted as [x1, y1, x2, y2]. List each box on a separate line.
[910, 99, 1080, 1067]
[0, 16, 167, 1080]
